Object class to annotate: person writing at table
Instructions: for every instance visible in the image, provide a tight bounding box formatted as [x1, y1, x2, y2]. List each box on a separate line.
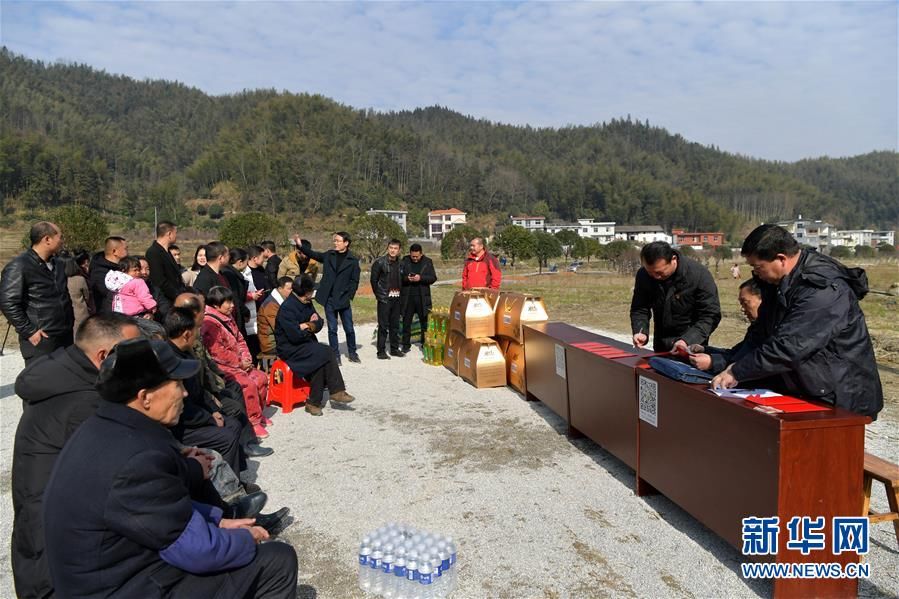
[710, 224, 883, 420]
[688, 278, 762, 374]
[630, 241, 721, 353]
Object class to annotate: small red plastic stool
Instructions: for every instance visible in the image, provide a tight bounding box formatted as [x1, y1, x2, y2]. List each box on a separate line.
[268, 359, 310, 414]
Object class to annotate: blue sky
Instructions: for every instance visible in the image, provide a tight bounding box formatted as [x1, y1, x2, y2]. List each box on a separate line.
[2, 1, 896, 161]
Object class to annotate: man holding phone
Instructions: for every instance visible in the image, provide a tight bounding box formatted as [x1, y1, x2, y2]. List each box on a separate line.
[400, 243, 437, 353]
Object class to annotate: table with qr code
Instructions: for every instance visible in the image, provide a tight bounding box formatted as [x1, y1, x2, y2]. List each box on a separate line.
[634, 368, 870, 598]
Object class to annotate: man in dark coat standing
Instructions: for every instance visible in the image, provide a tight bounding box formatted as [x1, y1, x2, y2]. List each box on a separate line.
[275, 276, 355, 416]
[260, 241, 282, 290]
[11, 313, 140, 599]
[371, 239, 405, 359]
[0, 221, 75, 361]
[630, 241, 721, 353]
[89, 236, 128, 314]
[299, 232, 361, 364]
[712, 224, 884, 419]
[146, 221, 187, 317]
[400, 243, 437, 353]
[43, 338, 298, 598]
[193, 241, 232, 297]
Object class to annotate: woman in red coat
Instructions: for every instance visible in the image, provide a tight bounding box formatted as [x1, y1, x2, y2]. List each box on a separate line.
[201, 286, 270, 439]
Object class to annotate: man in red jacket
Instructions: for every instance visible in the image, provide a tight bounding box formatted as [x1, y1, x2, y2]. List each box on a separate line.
[461, 237, 502, 290]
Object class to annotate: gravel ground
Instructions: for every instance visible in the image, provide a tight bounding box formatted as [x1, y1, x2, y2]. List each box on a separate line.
[1, 324, 897, 598]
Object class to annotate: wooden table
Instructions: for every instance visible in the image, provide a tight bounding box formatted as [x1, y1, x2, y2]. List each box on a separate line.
[635, 369, 870, 598]
[522, 322, 598, 426]
[566, 334, 653, 471]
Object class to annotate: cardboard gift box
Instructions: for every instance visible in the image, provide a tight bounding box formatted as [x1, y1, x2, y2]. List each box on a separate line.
[497, 336, 527, 394]
[472, 287, 500, 310]
[449, 291, 496, 339]
[457, 337, 507, 388]
[443, 331, 467, 375]
[494, 292, 549, 342]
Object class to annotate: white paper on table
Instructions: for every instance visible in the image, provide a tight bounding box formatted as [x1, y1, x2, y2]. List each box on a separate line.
[709, 388, 782, 400]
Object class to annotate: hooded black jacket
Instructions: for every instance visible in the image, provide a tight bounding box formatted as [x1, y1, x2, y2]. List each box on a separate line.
[731, 250, 883, 419]
[630, 252, 722, 351]
[11, 345, 101, 599]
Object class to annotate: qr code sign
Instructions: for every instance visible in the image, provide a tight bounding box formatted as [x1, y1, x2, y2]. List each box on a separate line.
[638, 376, 658, 427]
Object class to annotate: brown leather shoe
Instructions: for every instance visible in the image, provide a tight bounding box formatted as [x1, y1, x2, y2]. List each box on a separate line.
[330, 390, 355, 404]
[305, 404, 323, 416]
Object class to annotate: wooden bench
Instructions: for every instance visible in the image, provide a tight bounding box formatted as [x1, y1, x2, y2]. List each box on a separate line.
[863, 452, 899, 547]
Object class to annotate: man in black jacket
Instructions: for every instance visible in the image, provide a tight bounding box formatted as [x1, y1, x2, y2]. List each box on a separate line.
[300, 232, 361, 364]
[400, 243, 437, 353]
[371, 239, 405, 359]
[630, 241, 721, 352]
[0, 222, 75, 361]
[712, 225, 884, 419]
[260, 241, 282, 290]
[11, 313, 141, 599]
[43, 338, 298, 598]
[89, 236, 128, 314]
[146, 220, 187, 317]
[166, 307, 247, 475]
[193, 241, 232, 297]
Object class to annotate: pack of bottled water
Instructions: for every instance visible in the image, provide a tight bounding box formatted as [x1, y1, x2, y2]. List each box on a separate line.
[357, 522, 458, 598]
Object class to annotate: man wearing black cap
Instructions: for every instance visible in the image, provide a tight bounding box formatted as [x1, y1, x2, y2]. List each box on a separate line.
[43, 338, 298, 598]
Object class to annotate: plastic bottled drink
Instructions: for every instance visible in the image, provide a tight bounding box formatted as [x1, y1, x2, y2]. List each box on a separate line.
[418, 563, 434, 599]
[370, 549, 384, 596]
[405, 558, 420, 599]
[382, 552, 396, 598]
[435, 550, 450, 598]
[392, 556, 408, 599]
[358, 543, 373, 592]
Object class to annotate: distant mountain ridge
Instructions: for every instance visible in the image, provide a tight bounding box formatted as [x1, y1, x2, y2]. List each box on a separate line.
[1, 48, 896, 236]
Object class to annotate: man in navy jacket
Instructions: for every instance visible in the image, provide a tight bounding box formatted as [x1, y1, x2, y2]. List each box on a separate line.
[43, 338, 298, 598]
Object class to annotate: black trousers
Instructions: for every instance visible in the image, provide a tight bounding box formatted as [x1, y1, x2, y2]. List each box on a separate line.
[246, 334, 261, 366]
[181, 418, 246, 475]
[402, 295, 429, 349]
[20, 331, 73, 362]
[219, 380, 257, 447]
[376, 298, 401, 353]
[167, 540, 298, 599]
[309, 354, 346, 407]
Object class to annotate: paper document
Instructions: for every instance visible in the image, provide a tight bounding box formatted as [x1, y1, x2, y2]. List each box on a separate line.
[709, 388, 782, 400]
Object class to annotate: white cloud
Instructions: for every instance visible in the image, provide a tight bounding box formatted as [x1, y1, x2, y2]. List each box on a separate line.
[1, 0, 895, 160]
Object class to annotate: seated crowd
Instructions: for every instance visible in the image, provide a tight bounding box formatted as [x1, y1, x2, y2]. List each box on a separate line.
[2, 220, 359, 599]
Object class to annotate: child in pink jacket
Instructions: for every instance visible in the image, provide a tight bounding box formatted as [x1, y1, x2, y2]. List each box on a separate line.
[105, 256, 157, 317]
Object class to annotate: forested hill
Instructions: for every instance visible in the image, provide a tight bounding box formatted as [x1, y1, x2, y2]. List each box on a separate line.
[1, 48, 896, 236]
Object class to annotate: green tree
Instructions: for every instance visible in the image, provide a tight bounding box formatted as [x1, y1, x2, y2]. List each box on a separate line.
[854, 244, 876, 259]
[829, 246, 852, 259]
[876, 242, 896, 256]
[713, 245, 733, 272]
[51, 205, 108, 252]
[600, 240, 635, 260]
[219, 212, 287, 249]
[494, 225, 535, 267]
[440, 225, 482, 260]
[554, 229, 581, 259]
[208, 204, 225, 219]
[532, 231, 562, 273]
[350, 213, 408, 263]
[579, 238, 601, 262]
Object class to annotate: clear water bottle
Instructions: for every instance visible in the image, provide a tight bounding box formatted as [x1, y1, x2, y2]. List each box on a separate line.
[370, 549, 384, 595]
[382, 552, 396, 599]
[436, 549, 450, 597]
[418, 563, 434, 599]
[392, 556, 408, 599]
[358, 543, 373, 593]
[405, 558, 420, 599]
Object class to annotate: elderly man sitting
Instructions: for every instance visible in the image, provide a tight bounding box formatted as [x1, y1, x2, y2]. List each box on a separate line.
[43, 338, 298, 598]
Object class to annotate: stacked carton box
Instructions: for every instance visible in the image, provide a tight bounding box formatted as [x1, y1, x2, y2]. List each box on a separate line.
[494, 292, 549, 342]
[457, 337, 507, 388]
[443, 330, 467, 375]
[497, 337, 527, 394]
[449, 291, 496, 339]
